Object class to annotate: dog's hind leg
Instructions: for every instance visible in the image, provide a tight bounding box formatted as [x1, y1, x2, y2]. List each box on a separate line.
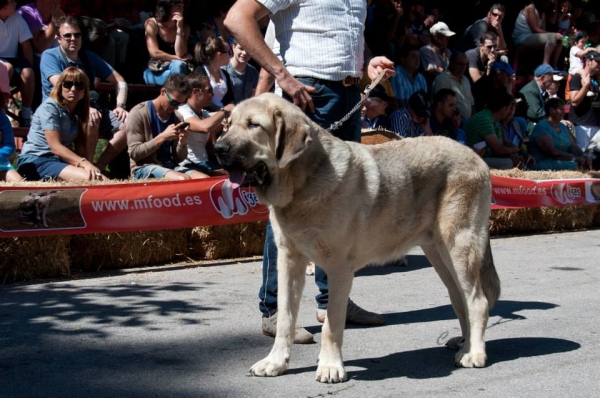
[250, 246, 308, 377]
[315, 268, 353, 383]
[421, 243, 468, 351]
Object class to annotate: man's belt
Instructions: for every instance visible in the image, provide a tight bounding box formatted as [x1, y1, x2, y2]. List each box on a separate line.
[341, 76, 361, 87]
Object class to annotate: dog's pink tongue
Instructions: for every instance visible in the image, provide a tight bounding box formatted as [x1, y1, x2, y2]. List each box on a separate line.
[228, 170, 246, 189]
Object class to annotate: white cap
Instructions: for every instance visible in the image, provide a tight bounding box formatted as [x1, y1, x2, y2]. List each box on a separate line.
[430, 22, 455, 37]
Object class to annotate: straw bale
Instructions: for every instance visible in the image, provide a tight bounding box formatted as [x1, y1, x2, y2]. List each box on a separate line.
[490, 169, 600, 235]
[0, 236, 70, 283]
[190, 222, 267, 260]
[69, 229, 192, 272]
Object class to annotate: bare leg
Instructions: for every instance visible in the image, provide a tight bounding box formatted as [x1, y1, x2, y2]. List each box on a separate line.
[96, 126, 127, 171]
[162, 170, 191, 180]
[20, 67, 35, 109]
[58, 165, 94, 181]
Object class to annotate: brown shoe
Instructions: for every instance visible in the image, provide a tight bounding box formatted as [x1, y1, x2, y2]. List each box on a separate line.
[317, 299, 386, 326]
[262, 313, 315, 344]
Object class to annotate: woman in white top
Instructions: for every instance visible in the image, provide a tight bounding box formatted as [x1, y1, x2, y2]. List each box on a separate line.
[512, 0, 563, 67]
[193, 37, 234, 112]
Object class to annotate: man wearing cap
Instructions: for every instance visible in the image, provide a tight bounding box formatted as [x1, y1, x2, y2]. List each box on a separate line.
[420, 21, 454, 84]
[519, 64, 564, 133]
[465, 32, 500, 84]
[459, 3, 507, 52]
[362, 85, 392, 130]
[472, 60, 515, 112]
[569, 51, 600, 151]
[432, 51, 474, 118]
[389, 90, 432, 138]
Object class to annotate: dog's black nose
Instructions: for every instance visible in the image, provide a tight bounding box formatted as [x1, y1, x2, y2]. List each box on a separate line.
[213, 141, 230, 156]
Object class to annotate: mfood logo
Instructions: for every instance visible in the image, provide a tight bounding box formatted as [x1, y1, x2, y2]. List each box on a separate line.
[551, 183, 581, 204]
[209, 179, 267, 219]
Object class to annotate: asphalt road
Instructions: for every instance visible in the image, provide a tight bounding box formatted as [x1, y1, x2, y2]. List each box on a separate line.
[1, 230, 599, 398]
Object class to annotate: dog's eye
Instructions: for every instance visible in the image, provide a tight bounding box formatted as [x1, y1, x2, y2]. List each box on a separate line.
[248, 122, 261, 129]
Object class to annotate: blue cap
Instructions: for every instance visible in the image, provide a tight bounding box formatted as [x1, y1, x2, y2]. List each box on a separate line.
[489, 61, 515, 75]
[534, 64, 561, 76]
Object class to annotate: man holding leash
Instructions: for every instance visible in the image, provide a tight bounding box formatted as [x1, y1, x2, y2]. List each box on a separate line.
[225, 0, 395, 344]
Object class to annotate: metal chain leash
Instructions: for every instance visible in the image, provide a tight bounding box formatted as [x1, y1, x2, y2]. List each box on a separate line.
[327, 70, 387, 132]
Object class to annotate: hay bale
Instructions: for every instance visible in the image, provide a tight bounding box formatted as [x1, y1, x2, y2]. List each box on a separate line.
[69, 229, 192, 272]
[490, 169, 600, 235]
[0, 236, 70, 283]
[490, 206, 597, 235]
[190, 222, 266, 260]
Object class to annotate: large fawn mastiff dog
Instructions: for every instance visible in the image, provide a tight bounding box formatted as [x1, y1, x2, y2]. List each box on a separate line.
[214, 93, 501, 383]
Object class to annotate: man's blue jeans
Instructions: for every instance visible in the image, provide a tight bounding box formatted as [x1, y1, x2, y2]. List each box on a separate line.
[259, 78, 361, 317]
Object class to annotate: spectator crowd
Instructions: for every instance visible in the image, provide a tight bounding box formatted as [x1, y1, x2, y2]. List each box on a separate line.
[2, 0, 600, 184]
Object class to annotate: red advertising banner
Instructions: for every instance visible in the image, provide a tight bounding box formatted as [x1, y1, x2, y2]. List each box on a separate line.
[0, 177, 269, 238]
[1, 176, 599, 238]
[491, 176, 600, 209]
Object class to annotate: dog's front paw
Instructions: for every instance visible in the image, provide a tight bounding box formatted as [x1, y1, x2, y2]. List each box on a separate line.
[455, 350, 487, 368]
[315, 362, 347, 383]
[250, 356, 288, 377]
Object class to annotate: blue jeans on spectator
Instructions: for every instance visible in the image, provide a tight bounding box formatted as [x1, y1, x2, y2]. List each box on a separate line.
[259, 77, 361, 318]
[143, 60, 189, 86]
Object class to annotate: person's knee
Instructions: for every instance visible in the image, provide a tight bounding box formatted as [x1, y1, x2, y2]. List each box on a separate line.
[21, 67, 35, 80]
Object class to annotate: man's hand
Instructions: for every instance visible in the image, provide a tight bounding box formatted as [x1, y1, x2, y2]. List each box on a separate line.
[89, 107, 102, 127]
[278, 74, 317, 113]
[156, 123, 184, 144]
[367, 56, 395, 81]
[113, 106, 128, 123]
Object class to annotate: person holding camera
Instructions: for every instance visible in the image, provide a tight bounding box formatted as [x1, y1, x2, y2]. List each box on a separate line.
[126, 74, 206, 180]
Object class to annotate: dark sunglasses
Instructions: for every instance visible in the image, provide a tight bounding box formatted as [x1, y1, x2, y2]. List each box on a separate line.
[490, 12, 503, 18]
[485, 45, 498, 50]
[62, 81, 85, 90]
[60, 32, 83, 40]
[165, 90, 184, 107]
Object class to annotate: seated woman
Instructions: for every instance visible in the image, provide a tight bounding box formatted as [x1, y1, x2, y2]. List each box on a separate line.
[512, 0, 563, 67]
[193, 37, 234, 112]
[143, 0, 192, 86]
[16, 67, 105, 181]
[529, 98, 592, 171]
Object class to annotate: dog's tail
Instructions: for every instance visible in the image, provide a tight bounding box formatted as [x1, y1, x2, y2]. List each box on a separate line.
[481, 237, 501, 309]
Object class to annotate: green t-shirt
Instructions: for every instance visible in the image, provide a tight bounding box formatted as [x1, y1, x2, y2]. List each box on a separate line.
[465, 109, 502, 157]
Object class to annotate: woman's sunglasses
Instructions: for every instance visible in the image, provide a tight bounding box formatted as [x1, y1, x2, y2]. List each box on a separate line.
[62, 81, 85, 91]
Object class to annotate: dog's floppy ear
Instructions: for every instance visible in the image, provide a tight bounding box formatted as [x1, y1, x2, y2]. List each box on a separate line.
[273, 109, 312, 168]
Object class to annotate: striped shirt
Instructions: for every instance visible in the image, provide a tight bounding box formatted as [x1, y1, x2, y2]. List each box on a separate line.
[389, 107, 426, 138]
[391, 65, 428, 103]
[258, 0, 365, 80]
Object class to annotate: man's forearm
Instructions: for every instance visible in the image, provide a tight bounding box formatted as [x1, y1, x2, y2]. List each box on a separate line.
[224, 1, 287, 81]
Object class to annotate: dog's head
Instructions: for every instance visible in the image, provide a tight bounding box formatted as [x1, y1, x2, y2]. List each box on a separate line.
[214, 93, 314, 192]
